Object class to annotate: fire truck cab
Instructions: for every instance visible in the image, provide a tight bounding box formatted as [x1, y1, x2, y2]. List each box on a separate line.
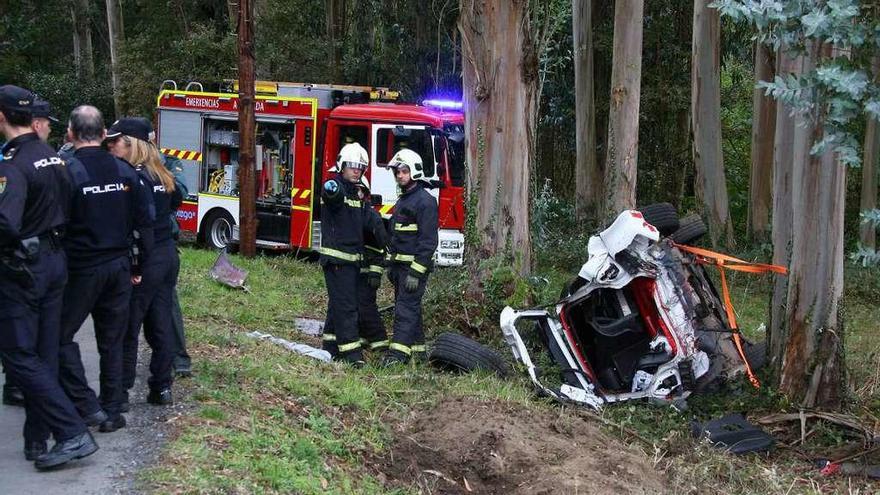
[155, 80, 465, 266]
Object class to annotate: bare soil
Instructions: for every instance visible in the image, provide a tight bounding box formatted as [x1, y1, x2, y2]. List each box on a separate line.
[371, 397, 667, 494]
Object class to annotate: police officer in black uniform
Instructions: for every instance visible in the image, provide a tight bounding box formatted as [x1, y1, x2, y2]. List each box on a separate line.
[356, 178, 389, 352]
[385, 149, 439, 365]
[0, 85, 98, 470]
[57, 105, 155, 433]
[320, 142, 369, 365]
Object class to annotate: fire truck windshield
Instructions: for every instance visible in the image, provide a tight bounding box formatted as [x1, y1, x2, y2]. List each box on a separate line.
[445, 124, 465, 187]
[376, 127, 436, 179]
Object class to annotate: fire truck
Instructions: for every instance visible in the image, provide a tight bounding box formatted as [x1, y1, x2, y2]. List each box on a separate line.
[155, 80, 466, 265]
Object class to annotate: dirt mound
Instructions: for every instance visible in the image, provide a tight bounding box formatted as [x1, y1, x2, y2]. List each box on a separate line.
[371, 398, 666, 494]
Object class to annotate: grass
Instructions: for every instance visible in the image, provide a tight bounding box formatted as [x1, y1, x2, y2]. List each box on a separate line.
[141, 246, 880, 494]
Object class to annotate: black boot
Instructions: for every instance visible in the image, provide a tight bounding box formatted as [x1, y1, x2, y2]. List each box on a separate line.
[380, 350, 409, 367]
[98, 415, 126, 433]
[34, 432, 99, 470]
[147, 388, 173, 406]
[24, 440, 47, 461]
[82, 409, 108, 428]
[3, 384, 25, 407]
[120, 390, 130, 413]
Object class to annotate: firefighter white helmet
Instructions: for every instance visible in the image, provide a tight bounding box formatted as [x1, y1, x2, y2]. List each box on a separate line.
[332, 142, 368, 172]
[388, 148, 426, 182]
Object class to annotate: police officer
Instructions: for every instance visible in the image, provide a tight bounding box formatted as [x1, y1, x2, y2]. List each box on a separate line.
[0, 85, 98, 470]
[356, 177, 389, 352]
[320, 143, 369, 365]
[30, 96, 58, 142]
[57, 106, 155, 433]
[106, 118, 182, 409]
[384, 149, 438, 365]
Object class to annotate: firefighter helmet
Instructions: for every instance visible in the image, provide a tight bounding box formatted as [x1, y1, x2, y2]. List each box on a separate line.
[332, 142, 368, 172]
[388, 148, 426, 182]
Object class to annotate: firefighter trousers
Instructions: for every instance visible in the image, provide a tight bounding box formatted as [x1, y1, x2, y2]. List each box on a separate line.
[357, 274, 388, 351]
[0, 247, 87, 443]
[322, 263, 363, 361]
[122, 241, 179, 394]
[58, 255, 132, 419]
[388, 264, 428, 361]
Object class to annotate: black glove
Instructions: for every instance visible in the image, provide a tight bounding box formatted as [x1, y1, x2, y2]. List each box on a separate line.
[404, 274, 420, 293]
[367, 274, 381, 290]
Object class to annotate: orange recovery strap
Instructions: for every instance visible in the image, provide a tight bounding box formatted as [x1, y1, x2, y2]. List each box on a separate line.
[673, 243, 788, 389]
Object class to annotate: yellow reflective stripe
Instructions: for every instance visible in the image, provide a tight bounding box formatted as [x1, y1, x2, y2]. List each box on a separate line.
[392, 254, 415, 262]
[319, 247, 362, 262]
[395, 223, 418, 232]
[322, 333, 336, 341]
[411, 344, 426, 353]
[338, 341, 362, 352]
[365, 245, 384, 254]
[360, 338, 369, 346]
[389, 342, 412, 355]
[368, 265, 383, 274]
[370, 340, 389, 349]
[344, 198, 361, 208]
[410, 261, 427, 274]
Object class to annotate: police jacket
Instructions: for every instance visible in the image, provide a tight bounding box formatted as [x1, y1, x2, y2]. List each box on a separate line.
[388, 182, 438, 278]
[319, 174, 365, 266]
[63, 146, 155, 271]
[136, 166, 183, 246]
[362, 206, 387, 277]
[161, 154, 188, 240]
[0, 133, 70, 248]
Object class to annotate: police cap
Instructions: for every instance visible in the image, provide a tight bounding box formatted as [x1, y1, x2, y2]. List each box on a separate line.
[0, 85, 35, 113]
[32, 96, 59, 123]
[106, 117, 152, 142]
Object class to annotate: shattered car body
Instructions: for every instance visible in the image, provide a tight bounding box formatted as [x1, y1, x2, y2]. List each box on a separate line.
[501, 210, 764, 409]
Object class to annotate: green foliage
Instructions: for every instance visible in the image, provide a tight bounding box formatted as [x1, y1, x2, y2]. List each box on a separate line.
[531, 179, 593, 272]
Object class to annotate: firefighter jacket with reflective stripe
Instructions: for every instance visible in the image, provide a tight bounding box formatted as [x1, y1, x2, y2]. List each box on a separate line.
[319, 174, 365, 265]
[388, 183, 438, 278]
[362, 206, 387, 276]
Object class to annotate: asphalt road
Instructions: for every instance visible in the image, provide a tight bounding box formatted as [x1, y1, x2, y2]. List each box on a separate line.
[0, 318, 176, 494]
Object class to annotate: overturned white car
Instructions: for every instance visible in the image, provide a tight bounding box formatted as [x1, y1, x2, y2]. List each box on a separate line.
[500, 207, 781, 409]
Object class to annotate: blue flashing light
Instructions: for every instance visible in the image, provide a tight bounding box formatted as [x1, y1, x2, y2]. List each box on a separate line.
[422, 99, 463, 110]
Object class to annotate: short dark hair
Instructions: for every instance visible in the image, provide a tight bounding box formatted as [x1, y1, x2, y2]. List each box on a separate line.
[0, 107, 33, 127]
[69, 105, 105, 141]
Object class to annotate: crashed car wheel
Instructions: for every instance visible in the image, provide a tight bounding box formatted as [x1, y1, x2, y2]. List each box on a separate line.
[429, 333, 510, 377]
[743, 339, 767, 371]
[669, 214, 708, 245]
[638, 203, 680, 236]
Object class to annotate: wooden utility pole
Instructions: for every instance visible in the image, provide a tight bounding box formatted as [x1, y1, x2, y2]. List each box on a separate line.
[238, 0, 257, 257]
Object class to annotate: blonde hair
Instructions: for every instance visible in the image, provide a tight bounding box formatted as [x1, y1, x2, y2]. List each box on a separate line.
[123, 135, 176, 192]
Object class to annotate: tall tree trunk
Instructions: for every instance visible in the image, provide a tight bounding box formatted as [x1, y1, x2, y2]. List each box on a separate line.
[105, 0, 124, 117]
[777, 42, 846, 409]
[748, 42, 776, 243]
[691, 0, 734, 249]
[326, 0, 346, 81]
[602, 0, 643, 221]
[768, 46, 797, 375]
[72, 0, 95, 82]
[227, 0, 239, 32]
[860, 56, 880, 250]
[573, 0, 599, 220]
[459, 0, 536, 272]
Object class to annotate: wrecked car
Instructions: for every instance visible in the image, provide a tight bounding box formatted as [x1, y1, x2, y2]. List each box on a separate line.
[500, 206, 784, 409]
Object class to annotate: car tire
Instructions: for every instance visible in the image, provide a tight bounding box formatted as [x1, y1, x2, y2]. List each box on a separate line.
[202, 209, 236, 251]
[669, 214, 708, 245]
[428, 333, 510, 377]
[638, 203, 680, 236]
[743, 339, 767, 372]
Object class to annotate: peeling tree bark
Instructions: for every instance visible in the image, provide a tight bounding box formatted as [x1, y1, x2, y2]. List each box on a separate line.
[573, 0, 599, 220]
[691, 0, 734, 249]
[459, 0, 535, 272]
[777, 42, 846, 409]
[860, 56, 880, 250]
[748, 42, 776, 243]
[602, 0, 643, 221]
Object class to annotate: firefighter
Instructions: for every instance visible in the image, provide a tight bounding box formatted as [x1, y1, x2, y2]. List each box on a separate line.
[57, 106, 155, 433]
[106, 118, 183, 409]
[384, 149, 438, 365]
[0, 85, 98, 470]
[320, 142, 369, 365]
[356, 177, 389, 352]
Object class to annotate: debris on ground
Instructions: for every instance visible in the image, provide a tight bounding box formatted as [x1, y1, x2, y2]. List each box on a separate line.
[245, 331, 331, 362]
[292, 317, 324, 336]
[209, 250, 249, 290]
[371, 398, 667, 494]
[428, 332, 510, 377]
[691, 414, 775, 455]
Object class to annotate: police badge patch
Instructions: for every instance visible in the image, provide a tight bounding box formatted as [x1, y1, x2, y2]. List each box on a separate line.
[0, 176, 6, 195]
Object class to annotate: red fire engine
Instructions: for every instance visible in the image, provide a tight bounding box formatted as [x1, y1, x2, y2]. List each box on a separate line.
[155, 80, 465, 265]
